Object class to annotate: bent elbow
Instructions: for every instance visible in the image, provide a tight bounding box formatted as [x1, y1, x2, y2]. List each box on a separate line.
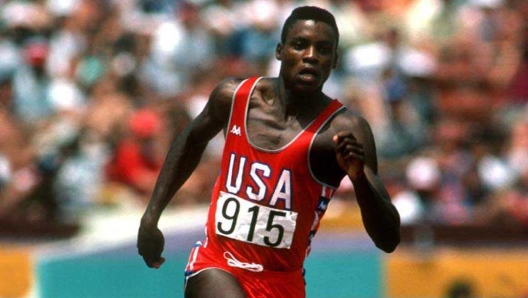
[379, 242, 398, 253]
[376, 233, 400, 253]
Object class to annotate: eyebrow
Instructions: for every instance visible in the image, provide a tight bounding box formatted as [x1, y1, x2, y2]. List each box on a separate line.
[290, 35, 334, 43]
[289, 36, 335, 48]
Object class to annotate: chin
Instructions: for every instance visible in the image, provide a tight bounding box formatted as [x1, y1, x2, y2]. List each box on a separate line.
[292, 81, 323, 93]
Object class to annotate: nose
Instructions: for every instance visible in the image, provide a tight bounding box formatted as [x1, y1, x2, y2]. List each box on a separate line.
[303, 46, 318, 62]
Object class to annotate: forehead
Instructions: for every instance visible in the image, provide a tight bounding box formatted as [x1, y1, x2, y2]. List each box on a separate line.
[285, 20, 337, 43]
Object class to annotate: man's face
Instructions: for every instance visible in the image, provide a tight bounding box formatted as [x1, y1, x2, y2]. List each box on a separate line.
[276, 20, 338, 94]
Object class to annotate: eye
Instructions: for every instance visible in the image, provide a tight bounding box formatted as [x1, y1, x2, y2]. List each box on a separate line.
[317, 44, 334, 55]
[291, 38, 307, 50]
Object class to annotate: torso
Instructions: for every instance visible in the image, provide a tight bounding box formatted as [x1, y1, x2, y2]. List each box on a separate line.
[201, 77, 345, 272]
[244, 77, 346, 187]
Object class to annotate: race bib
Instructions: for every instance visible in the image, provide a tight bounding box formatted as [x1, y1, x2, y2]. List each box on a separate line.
[215, 191, 298, 249]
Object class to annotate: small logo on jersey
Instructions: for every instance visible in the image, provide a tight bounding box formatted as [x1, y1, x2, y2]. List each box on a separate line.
[230, 125, 241, 136]
[316, 197, 330, 213]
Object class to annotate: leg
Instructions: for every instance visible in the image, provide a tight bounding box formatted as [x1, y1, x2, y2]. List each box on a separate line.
[185, 268, 247, 298]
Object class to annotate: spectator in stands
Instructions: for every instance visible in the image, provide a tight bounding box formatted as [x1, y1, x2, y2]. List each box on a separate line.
[105, 108, 165, 201]
[148, 0, 215, 97]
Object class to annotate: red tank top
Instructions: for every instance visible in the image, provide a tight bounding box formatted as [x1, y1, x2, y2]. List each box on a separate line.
[204, 77, 345, 272]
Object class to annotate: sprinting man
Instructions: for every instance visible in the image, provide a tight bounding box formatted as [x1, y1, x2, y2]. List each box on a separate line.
[138, 6, 400, 298]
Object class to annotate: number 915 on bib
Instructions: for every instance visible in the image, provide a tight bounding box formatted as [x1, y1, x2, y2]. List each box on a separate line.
[215, 191, 298, 249]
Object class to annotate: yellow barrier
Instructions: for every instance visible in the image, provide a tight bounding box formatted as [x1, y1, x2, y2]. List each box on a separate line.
[0, 245, 33, 298]
[385, 246, 528, 298]
[320, 200, 365, 231]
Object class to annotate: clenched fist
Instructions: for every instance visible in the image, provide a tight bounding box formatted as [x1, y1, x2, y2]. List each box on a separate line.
[333, 131, 365, 181]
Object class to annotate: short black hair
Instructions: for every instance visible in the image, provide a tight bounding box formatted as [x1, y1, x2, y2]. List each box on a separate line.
[281, 6, 339, 49]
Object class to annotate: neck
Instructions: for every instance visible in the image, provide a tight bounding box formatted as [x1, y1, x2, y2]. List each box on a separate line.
[279, 76, 324, 99]
[276, 77, 328, 121]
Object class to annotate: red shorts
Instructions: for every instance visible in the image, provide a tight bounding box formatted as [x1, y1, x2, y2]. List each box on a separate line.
[185, 241, 306, 298]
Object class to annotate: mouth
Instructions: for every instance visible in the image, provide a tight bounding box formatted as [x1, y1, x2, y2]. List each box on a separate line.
[297, 67, 319, 82]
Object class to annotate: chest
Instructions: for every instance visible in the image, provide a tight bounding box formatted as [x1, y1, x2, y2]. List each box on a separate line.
[245, 103, 314, 151]
[245, 106, 335, 154]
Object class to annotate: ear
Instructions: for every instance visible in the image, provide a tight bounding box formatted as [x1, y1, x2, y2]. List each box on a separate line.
[275, 43, 282, 61]
[332, 51, 339, 69]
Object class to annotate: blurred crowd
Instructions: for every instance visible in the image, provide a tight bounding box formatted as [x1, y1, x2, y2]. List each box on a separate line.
[0, 0, 527, 230]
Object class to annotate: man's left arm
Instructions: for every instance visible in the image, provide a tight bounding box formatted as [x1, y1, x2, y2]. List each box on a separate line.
[333, 117, 401, 253]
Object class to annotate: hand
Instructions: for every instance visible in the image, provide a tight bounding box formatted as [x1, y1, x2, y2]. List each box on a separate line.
[333, 131, 365, 181]
[137, 220, 166, 269]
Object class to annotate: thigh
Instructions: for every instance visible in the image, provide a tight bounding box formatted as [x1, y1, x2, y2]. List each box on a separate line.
[185, 268, 247, 298]
[237, 271, 306, 298]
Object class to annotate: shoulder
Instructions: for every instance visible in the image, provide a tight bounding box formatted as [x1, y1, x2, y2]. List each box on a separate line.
[323, 106, 373, 140]
[209, 77, 274, 107]
[310, 105, 377, 186]
[207, 77, 245, 123]
[330, 107, 376, 151]
[210, 77, 245, 104]
[211, 76, 276, 110]
[327, 104, 379, 169]
[311, 103, 370, 146]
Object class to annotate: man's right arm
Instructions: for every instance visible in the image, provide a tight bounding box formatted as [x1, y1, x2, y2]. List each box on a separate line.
[142, 79, 239, 222]
[138, 78, 241, 268]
